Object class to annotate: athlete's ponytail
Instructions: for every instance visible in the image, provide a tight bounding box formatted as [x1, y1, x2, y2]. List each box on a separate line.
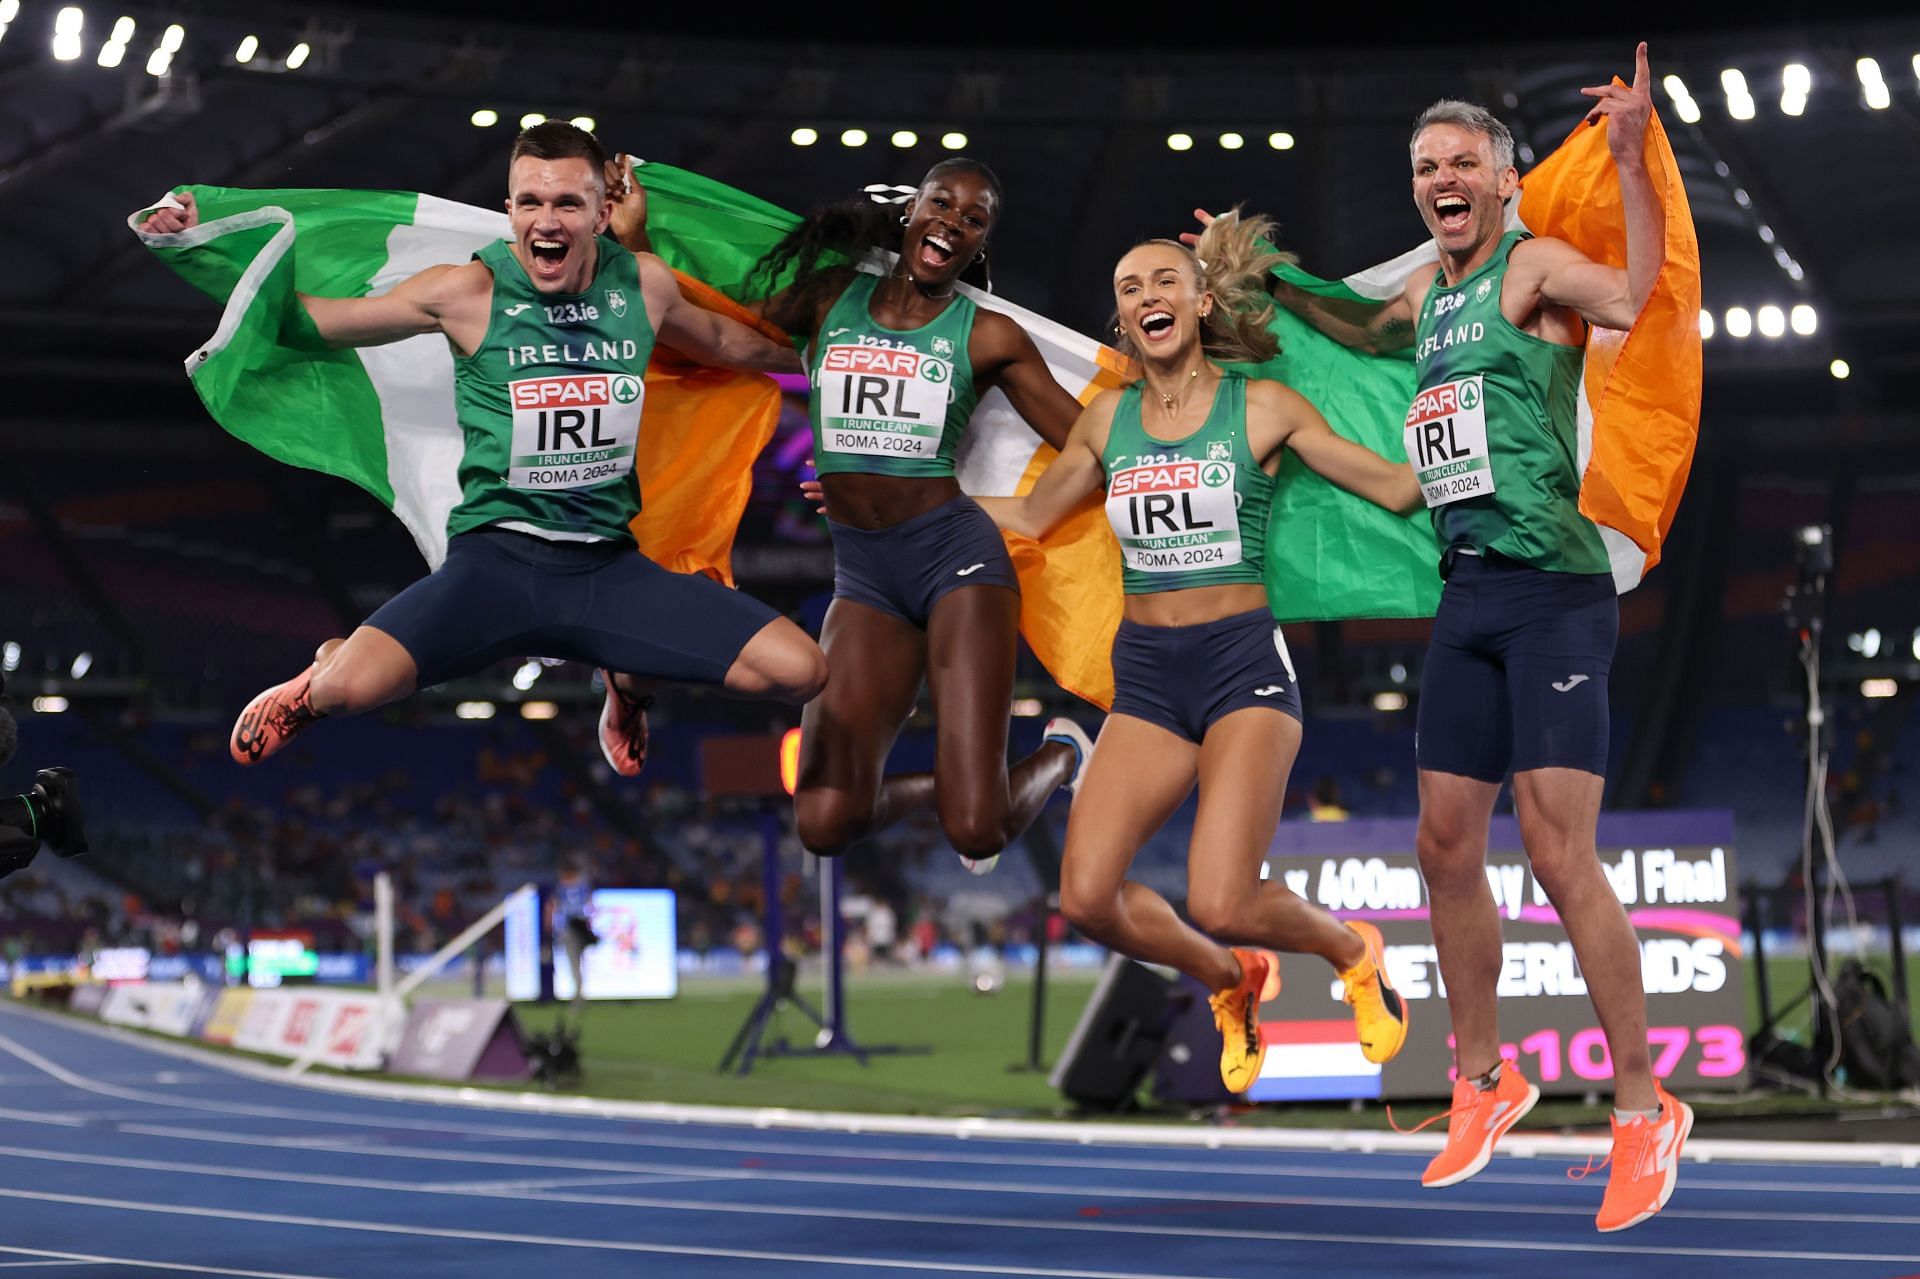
[748, 198, 898, 336]
[1191, 207, 1292, 364]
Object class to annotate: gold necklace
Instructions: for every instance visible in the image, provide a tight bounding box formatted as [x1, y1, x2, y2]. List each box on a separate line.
[890, 270, 953, 301]
[1156, 366, 1201, 414]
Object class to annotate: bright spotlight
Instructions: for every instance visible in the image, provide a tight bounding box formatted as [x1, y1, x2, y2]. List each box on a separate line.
[143, 46, 169, 75]
[790, 127, 817, 146]
[1219, 131, 1244, 150]
[1724, 306, 1752, 338]
[1698, 310, 1714, 339]
[455, 701, 497, 720]
[1862, 628, 1883, 659]
[519, 701, 559, 720]
[570, 115, 595, 132]
[285, 40, 309, 70]
[511, 660, 541, 692]
[235, 34, 257, 63]
[1167, 132, 1193, 151]
[940, 130, 968, 149]
[839, 128, 868, 147]
[0, 1, 19, 24]
[69, 652, 92, 679]
[32, 697, 69, 715]
[1861, 679, 1899, 700]
[1783, 63, 1811, 94]
[890, 129, 917, 148]
[1830, 358, 1850, 380]
[1790, 304, 1817, 335]
[1267, 131, 1295, 150]
[159, 21, 182, 52]
[470, 108, 497, 127]
[1757, 304, 1786, 338]
[1858, 57, 1890, 109]
[1, 642, 18, 672]
[52, 6, 82, 60]
[519, 112, 545, 128]
[96, 37, 123, 66]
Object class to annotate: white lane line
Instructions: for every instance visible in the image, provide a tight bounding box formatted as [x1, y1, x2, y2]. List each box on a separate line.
[0, 1245, 337, 1278]
[427, 1174, 747, 1193]
[6, 1143, 1920, 1243]
[94, 1123, 1920, 1220]
[0, 1184, 1914, 1269]
[9, 1002, 1919, 1172]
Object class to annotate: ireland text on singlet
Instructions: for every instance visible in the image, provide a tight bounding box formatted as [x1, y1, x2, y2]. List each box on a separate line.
[808, 273, 979, 479]
[1407, 229, 1609, 575]
[1102, 371, 1273, 595]
[448, 235, 654, 543]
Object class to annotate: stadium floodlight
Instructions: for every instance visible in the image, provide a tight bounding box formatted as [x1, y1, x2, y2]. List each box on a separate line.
[1011, 698, 1043, 717]
[1, 642, 17, 672]
[1858, 57, 1890, 110]
[469, 108, 497, 127]
[1724, 306, 1752, 338]
[1268, 131, 1295, 150]
[1862, 679, 1898, 699]
[1389, 662, 1407, 685]
[1862, 628, 1883, 659]
[519, 701, 559, 720]
[890, 129, 917, 148]
[69, 652, 91, 679]
[285, 40, 309, 70]
[790, 127, 817, 146]
[234, 34, 256, 63]
[1167, 132, 1193, 151]
[839, 127, 867, 147]
[1781, 63, 1810, 115]
[1830, 358, 1850, 379]
[1913, 53, 1920, 83]
[1219, 131, 1244, 150]
[1757, 304, 1786, 338]
[1757, 224, 1775, 244]
[519, 112, 544, 128]
[1732, 187, 1751, 208]
[1698, 310, 1714, 339]
[1790, 304, 1817, 336]
[940, 130, 967, 149]
[0, 1, 18, 24]
[1721, 68, 1756, 120]
[144, 45, 169, 75]
[455, 701, 496, 720]
[32, 697, 68, 714]
[569, 115, 595, 132]
[1373, 691, 1408, 712]
[1662, 74, 1702, 123]
[511, 660, 541, 691]
[1786, 260, 1805, 282]
[159, 21, 182, 51]
[96, 36, 123, 66]
[1912, 627, 1920, 662]
[52, 7, 83, 61]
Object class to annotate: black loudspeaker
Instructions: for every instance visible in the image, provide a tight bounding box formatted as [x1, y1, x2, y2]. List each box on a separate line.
[1048, 954, 1174, 1110]
[1151, 975, 1234, 1106]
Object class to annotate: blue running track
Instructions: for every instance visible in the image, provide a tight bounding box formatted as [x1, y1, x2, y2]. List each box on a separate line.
[0, 1000, 1916, 1278]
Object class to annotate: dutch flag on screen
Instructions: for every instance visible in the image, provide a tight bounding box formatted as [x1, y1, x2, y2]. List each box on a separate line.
[1246, 1019, 1383, 1103]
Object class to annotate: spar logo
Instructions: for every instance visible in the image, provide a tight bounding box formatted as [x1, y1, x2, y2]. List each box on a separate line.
[1407, 382, 1460, 424]
[510, 373, 640, 411]
[821, 346, 950, 384]
[1201, 462, 1231, 488]
[1110, 461, 1202, 497]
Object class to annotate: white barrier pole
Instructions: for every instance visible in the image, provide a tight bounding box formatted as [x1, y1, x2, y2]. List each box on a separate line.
[393, 883, 535, 1002]
[375, 872, 395, 1001]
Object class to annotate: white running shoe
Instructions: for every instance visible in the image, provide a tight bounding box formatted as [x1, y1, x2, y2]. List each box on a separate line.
[1042, 716, 1094, 795]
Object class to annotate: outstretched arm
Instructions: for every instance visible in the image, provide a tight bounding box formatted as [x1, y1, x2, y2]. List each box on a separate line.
[637, 253, 801, 373]
[974, 310, 1081, 451]
[975, 392, 1117, 540]
[1540, 41, 1664, 330]
[1253, 381, 1421, 514]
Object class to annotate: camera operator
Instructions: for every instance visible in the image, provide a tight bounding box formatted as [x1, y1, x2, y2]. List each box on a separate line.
[0, 674, 90, 881]
[549, 855, 596, 1036]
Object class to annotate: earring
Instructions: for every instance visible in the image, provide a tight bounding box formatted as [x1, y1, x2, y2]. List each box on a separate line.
[973, 251, 986, 265]
[899, 214, 909, 226]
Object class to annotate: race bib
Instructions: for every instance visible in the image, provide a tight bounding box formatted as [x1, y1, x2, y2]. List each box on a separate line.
[1105, 459, 1242, 573]
[815, 344, 952, 458]
[507, 373, 643, 490]
[1404, 375, 1496, 508]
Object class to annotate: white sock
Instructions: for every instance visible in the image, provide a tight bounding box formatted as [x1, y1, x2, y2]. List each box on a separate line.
[1613, 1104, 1661, 1124]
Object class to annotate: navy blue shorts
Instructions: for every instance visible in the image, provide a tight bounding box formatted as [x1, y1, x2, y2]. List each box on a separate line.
[363, 527, 779, 689]
[1109, 608, 1303, 744]
[828, 494, 1019, 627]
[1415, 551, 1617, 782]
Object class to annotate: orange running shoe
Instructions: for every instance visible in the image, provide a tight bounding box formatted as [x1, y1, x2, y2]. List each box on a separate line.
[1586, 1079, 1694, 1232]
[1414, 1059, 1540, 1188]
[596, 669, 653, 778]
[1208, 948, 1273, 1094]
[1339, 920, 1408, 1064]
[230, 665, 325, 765]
